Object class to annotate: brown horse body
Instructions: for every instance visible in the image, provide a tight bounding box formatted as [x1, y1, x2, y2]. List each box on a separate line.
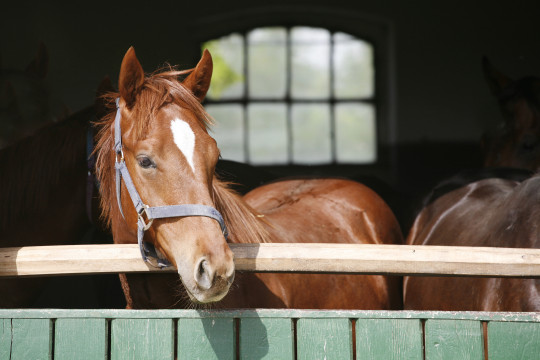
[404, 175, 540, 311]
[96, 48, 403, 310]
[223, 178, 403, 309]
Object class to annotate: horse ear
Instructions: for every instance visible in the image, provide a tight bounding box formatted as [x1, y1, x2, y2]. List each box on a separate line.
[96, 75, 115, 97]
[482, 56, 513, 97]
[183, 49, 213, 102]
[119, 47, 144, 108]
[25, 42, 48, 78]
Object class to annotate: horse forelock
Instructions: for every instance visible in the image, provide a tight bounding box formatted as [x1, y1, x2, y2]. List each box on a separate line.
[499, 76, 540, 108]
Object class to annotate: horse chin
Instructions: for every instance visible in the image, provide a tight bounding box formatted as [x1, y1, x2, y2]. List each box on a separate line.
[183, 286, 229, 304]
[177, 271, 230, 304]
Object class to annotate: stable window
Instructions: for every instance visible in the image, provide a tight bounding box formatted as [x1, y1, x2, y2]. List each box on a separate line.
[203, 26, 376, 165]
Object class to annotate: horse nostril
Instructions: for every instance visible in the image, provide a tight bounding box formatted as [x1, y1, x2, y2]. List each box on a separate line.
[194, 258, 213, 290]
[226, 270, 235, 285]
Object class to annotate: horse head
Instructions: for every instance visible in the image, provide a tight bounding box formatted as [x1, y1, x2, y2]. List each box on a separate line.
[96, 48, 235, 304]
[482, 57, 540, 171]
[0, 43, 72, 148]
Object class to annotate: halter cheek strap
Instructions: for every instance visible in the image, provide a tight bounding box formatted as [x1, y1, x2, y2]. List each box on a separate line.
[113, 98, 228, 268]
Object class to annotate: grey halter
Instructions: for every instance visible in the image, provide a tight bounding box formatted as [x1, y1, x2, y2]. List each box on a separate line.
[113, 98, 228, 268]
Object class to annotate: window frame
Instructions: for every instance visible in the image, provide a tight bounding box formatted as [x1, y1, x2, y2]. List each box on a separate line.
[190, 6, 395, 167]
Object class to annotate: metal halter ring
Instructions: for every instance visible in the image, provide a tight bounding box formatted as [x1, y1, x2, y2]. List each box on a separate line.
[138, 204, 154, 231]
[115, 149, 125, 163]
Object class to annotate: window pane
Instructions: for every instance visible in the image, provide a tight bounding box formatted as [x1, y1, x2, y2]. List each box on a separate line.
[291, 104, 331, 163]
[335, 103, 376, 163]
[203, 34, 244, 100]
[333, 32, 374, 98]
[206, 104, 245, 162]
[248, 28, 287, 98]
[248, 104, 287, 164]
[291, 27, 330, 99]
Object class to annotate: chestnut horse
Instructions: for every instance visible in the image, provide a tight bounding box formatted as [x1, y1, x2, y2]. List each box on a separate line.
[482, 57, 540, 171]
[404, 173, 540, 312]
[95, 47, 403, 309]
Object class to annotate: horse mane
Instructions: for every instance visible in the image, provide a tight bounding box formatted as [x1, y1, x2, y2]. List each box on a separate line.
[499, 76, 540, 107]
[212, 179, 270, 243]
[94, 67, 270, 243]
[0, 108, 91, 231]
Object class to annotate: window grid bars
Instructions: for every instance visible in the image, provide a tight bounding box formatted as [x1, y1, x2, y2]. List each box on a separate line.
[204, 26, 376, 165]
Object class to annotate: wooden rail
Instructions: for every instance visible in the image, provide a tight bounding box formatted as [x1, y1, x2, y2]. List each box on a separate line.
[1, 243, 539, 277]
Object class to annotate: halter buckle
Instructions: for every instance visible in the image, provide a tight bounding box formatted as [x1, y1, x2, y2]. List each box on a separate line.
[138, 204, 154, 231]
[115, 149, 124, 163]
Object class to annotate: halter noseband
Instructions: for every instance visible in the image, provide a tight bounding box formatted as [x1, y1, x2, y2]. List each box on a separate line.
[113, 98, 228, 268]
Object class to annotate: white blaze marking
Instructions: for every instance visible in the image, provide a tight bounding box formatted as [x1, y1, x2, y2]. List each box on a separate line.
[171, 118, 196, 172]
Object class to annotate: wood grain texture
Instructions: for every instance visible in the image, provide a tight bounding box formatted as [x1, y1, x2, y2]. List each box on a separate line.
[0, 310, 540, 359]
[296, 318, 352, 360]
[110, 318, 174, 360]
[356, 319, 423, 359]
[488, 321, 540, 360]
[1, 243, 540, 277]
[0, 309, 539, 322]
[54, 318, 107, 360]
[177, 318, 235, 360]
[10, 319, 52, 360]
[239, 317, 293, 359]
[424, 320, 484, 360]
[0, 319, 11, 360]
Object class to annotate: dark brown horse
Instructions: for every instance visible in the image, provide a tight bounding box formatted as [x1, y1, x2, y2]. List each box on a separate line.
[482, 58, 540, 171]
[0, 76, 128, 308]
[0, 102, 106, 307]
[404, 173, 540, 311]
[95, 47, 403, 309]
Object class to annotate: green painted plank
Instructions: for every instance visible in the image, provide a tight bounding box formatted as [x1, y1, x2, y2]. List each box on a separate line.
[10, 319, 52, 360]
[0, 309, 539, 323]
[425, 319, 484, 360]
[0, 319, 11, 360]
[355, 319, 423, 360]
[488, 321, 540, 360]
[239, 317, 293, 359]
[177, 318, 235, 360]
[54, 318, 107, 360]
[297, 318, 352, 360]
[111, 318, 174, 360]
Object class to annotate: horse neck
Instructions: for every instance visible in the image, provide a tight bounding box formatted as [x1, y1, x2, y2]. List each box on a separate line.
[0, 107, 93, 236]
[212, 179, 270, 244]
[508, 175, 540, 248]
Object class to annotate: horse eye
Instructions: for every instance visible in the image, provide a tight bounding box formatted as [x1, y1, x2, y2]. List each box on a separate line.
[137, 156, 156, 169]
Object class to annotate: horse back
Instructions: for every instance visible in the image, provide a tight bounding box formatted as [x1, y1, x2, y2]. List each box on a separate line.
[244, 178, 403, 246]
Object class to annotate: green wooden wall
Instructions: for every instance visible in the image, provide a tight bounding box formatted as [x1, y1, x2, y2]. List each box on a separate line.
[0, 309, 539, 359]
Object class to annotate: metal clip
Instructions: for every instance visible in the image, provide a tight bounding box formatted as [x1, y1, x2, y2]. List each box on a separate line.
[115, 149, 124, 163]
